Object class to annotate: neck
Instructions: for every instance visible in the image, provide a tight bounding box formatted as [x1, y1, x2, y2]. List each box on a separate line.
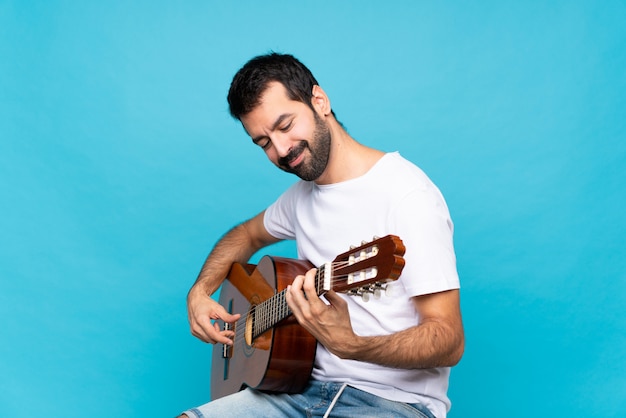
[314, 120, 384, 185]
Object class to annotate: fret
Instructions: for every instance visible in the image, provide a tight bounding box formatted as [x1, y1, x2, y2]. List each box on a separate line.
[252, 289, 294, 339]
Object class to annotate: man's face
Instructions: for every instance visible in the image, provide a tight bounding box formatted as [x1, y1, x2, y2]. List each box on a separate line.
[240, 82, 331, 181]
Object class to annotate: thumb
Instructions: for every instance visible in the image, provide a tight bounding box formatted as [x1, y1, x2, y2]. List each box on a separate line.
[222, 311, 241, 323]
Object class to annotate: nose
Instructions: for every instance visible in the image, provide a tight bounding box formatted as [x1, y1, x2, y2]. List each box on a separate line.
[270, 134, 292, 158]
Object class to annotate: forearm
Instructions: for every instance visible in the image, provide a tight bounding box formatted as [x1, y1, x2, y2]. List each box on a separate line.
[288, 276, 464, 369]
[192, 212, 278, 296]
[338, 319, 464, 369]
[194, 225, 260, 295]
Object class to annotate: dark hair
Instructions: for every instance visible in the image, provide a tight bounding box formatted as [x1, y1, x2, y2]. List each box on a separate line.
[227, 53, 319, 120]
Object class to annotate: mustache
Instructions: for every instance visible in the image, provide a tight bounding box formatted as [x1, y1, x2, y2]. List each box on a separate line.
[278, 141, 307, 167]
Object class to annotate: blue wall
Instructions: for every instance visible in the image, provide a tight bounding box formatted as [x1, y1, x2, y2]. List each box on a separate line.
[1, 1, 625, 416]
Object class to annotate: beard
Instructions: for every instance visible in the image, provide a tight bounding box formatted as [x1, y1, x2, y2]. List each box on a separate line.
[277, 113, 331, 181]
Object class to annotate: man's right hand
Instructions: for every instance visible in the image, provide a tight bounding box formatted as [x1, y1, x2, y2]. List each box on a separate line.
[187, 283, 241, 345]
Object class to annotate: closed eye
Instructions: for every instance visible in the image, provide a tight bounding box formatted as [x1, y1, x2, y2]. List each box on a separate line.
[279, 121, 293, 132]
[258, 139, 272, 150]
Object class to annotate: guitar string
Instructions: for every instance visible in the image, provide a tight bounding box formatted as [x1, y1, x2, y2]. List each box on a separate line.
[222, 261, 383, 348]
[245, 259, 384, 341]
[225, 260, 387, 348]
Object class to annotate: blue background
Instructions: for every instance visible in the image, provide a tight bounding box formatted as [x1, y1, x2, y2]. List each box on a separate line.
[1, 1, 625, 416]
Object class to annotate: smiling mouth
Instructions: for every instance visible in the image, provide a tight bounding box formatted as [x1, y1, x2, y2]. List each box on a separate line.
[288, 150, 305, 168]
[279, 142, 307, 170]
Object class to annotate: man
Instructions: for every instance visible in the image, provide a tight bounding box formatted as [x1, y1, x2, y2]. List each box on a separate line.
[180, 53, 464, 418]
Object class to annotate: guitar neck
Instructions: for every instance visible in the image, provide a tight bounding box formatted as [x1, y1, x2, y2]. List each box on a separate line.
[251, 288, 289, 339]
[248, 235, 405, 342]
[250, 267, 329, 340]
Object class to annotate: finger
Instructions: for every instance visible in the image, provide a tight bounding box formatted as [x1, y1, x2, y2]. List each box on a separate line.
[216, 311, 241, 324]
[206, 302, 241, 323]
[288, 274, 306, 301]
[213, 322, 237, 345]
[302, 269, 328, 311]
[301, 268, 319, 299]
[286, 275, 307, 317]
[190, 306, 240, 344]
[193, 316, 235, 345]
[190, 315, 219, 343]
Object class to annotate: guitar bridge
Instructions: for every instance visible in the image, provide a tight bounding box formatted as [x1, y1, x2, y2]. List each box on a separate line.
[221, 322, 233, 359]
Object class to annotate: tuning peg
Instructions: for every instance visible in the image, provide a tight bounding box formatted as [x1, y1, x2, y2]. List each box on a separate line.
[385, 284, 394, 297]
[373, 235, 380, 240]
[370, 283, 385, 299]
[360, 284, 379, 302]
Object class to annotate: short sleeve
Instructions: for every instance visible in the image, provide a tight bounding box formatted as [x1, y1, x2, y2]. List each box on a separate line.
[390, 187, 460, 296]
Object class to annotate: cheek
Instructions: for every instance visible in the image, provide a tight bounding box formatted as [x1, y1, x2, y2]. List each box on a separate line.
[264, 148, 280, 165]
[294, 122, 314, 140]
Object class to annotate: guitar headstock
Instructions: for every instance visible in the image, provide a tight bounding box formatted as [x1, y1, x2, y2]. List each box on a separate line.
[318, 235, 405, 300]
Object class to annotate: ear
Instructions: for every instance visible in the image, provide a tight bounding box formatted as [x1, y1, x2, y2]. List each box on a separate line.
[311, 85, 332, 117]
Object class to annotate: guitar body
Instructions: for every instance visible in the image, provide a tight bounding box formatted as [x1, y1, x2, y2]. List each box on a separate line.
[209, 235, 406, 400]
[210, 256, 317, 400]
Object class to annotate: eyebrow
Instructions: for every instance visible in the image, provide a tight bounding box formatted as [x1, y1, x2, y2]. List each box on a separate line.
[251, 113, 293, 144]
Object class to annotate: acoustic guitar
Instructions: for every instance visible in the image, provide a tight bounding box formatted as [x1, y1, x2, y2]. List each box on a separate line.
[210, 235, 406, 400]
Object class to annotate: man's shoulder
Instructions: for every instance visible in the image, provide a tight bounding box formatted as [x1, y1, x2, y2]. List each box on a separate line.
[375, 152, 431, 184]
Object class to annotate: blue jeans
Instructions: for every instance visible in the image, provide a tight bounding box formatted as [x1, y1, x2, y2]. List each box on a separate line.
[183, 380, 436, 418]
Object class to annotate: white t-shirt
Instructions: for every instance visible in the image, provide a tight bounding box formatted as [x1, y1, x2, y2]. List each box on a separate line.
[263, 152, 460, 417]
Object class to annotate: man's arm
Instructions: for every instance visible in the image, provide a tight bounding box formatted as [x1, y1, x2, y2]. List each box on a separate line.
[340, 289, 464, 368]
[187, 211, 280, 344]
[286, 269, 464, 369]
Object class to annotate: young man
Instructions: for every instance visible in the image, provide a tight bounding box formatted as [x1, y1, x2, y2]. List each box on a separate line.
[181, 53, 464, 418]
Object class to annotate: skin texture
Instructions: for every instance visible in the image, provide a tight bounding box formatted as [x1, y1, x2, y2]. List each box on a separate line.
[186, 82, 465, 370]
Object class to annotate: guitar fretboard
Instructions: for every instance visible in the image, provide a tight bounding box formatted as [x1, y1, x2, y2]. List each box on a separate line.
[251, 267, 327, 339]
